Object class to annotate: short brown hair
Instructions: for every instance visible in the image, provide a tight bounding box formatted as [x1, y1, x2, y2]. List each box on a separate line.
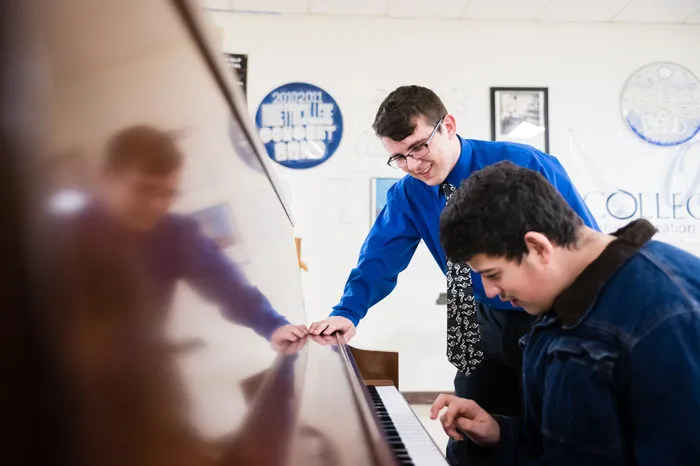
[102, 125, 183, 175]
[373, 85, 447, 141]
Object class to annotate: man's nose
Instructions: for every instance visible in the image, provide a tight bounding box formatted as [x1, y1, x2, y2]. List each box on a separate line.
[406, 156, 424, 172]
[483, 281, 501, 299]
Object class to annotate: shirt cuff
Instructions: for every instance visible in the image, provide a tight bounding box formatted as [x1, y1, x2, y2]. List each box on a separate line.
[329, 309, 360, 327]
[257, 315, 291, 341]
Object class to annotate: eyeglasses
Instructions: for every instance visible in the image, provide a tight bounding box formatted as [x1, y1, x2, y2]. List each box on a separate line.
[387, 117, 444, 169]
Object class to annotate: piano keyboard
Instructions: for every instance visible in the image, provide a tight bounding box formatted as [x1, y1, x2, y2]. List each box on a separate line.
[367, 385, 449, 465]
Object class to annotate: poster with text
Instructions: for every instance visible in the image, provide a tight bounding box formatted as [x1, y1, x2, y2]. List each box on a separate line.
[255, 82, 343, 169]
[224, 53, 247, 101]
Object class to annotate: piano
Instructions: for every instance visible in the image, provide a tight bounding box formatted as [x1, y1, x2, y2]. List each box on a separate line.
[1, 1, 448, 465]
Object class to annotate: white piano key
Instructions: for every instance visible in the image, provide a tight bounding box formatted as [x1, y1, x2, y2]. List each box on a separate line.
[375, 386, 449, 465]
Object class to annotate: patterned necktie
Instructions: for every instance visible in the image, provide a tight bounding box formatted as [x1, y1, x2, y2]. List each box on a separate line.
[442, 182, 483, 375]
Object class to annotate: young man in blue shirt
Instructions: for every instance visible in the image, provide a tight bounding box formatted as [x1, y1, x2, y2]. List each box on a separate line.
[308, 85, 598, 464]
[70, 125, 307, 349]
[432, 161, 700, 465]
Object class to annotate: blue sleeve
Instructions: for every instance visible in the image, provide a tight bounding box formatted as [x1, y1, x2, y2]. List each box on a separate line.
[504, 145, 599, 231]
[529, 151, 599, 231]
[330, 184, 421, 326]
[629, 310, 700, 465]
[179, 220, 290, 340]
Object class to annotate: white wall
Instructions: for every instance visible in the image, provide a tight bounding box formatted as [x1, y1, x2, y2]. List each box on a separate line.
[209, 12, 700, 391]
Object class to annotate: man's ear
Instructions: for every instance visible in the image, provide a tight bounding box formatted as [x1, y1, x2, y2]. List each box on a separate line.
[442, 114, 457, 139]
[524, 231, 554, 265]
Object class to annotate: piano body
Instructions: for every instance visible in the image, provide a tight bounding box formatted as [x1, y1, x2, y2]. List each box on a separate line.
[2, 1, 448, 465]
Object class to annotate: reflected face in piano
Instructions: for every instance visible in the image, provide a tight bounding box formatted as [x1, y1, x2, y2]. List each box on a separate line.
[102, 167, 181, 231]
[100, 126, 182, 231]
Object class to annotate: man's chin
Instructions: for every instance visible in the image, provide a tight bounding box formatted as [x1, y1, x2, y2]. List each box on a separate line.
[415, 172, 443, 187]
[522, 304, 547, 316]
[407, 165, 444, 186]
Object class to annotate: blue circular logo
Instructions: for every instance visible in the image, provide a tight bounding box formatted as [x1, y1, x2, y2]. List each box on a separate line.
[620, 62, 700, 147]
[255, 82, 343, 169]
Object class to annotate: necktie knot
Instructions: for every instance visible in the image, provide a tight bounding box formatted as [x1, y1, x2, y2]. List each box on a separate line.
[442, 182, 457, 201]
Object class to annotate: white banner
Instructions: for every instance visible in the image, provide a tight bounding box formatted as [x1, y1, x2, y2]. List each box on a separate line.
[566, 130, 700, 255]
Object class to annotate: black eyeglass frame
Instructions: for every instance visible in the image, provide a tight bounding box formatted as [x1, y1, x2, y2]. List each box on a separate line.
[386, 116, 444, 168]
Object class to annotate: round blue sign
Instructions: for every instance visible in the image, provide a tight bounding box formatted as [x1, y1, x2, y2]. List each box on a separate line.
[255, 82, 343, 169]
[620, 62, 700, 147]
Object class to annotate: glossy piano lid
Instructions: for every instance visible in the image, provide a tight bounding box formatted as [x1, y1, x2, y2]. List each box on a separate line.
[23, 0, 319, 464]
[234, 334, 398, 466]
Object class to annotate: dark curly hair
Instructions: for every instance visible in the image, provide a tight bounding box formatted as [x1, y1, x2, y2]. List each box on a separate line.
[440, 161, 583, 263]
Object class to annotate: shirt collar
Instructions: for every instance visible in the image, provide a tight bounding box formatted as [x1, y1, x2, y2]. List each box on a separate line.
[438, 135, 472, 197]
[553, 219, 658, 326]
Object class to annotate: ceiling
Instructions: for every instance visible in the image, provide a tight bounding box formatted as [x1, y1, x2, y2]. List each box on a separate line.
[199, 0, 700, 24]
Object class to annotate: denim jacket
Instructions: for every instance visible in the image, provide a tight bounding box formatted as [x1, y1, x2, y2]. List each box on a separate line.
[494, 219, 700, 466]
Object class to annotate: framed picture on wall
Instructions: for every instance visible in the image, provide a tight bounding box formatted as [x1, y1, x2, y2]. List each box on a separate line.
[490, 87, 549, 153]
[370, 177, 401, 226]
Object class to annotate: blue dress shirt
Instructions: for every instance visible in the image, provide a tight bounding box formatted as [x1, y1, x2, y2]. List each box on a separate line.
[74, 204, 290, 339]
[331, 136, 599, 326]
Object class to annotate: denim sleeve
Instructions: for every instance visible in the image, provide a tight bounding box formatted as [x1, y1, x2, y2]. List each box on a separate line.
[491, 414, 520, 465]
[491, 414, 552, 466]
[330, 184, 421, 326]
[629, 309, 700, 465]
[180, 221, 290, 340]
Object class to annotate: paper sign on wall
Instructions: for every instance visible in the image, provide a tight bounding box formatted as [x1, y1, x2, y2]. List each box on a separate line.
[370, 177, 400, 226]
[255, 82, 343, 169]
[224, 53, 247, 100]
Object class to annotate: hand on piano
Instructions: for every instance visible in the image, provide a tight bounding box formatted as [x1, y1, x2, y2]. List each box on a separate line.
[430, 394, 501, 447]
[270, 323, 309, 353]
[270, 335, 308, 355]
[308, 316, 356, 341]
[309, 334, 337, 346]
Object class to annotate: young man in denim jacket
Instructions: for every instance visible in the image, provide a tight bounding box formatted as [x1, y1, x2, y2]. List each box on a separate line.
[431, 161, 700, 466]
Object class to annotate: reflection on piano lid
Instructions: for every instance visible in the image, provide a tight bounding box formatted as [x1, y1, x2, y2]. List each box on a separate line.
[236, 335, 448, 466]
[5, 0, 451, 465]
